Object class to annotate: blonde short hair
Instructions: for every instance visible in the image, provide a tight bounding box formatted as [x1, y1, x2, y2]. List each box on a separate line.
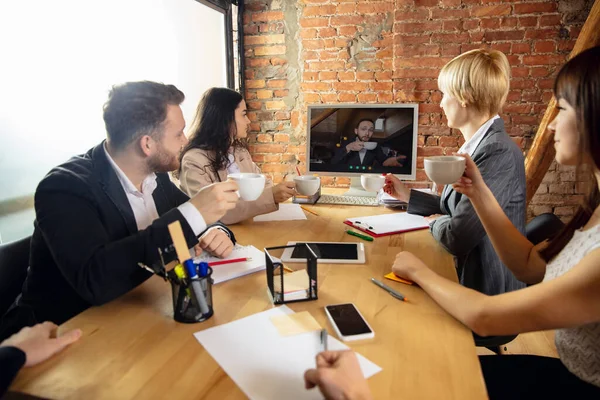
[437, 49, 511, 116]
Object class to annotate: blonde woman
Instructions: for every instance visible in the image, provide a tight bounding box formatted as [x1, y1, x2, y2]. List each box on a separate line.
[304, 45, 600, 400]
[178, 88, 296, 224]
[384, 49, 526, 296]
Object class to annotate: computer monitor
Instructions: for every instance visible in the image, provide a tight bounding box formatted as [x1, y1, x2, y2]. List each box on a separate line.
[307, 104, 419, 197]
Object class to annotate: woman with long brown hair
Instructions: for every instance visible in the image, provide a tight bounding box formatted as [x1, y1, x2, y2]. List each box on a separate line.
[178, 88, 296, 224]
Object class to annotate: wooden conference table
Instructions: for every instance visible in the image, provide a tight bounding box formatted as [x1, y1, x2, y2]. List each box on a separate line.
[10, 199, 487, 399]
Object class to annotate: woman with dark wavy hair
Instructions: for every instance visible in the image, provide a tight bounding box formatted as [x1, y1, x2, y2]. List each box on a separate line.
[179, 88, 295, 224]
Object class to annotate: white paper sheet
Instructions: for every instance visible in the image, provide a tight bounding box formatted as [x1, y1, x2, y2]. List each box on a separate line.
[346, 212, 429, 235]
[193, 245, 265, 284]
[253, 203, 307, 222]
[194, 306, 382, 400]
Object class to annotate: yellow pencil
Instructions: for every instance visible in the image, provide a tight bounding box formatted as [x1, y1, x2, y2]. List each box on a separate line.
[301, 206, 319, 216]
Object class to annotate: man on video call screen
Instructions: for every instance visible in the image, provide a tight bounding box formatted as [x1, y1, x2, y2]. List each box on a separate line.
[331, 118, 406, 167]
[308, 107, 415, 175]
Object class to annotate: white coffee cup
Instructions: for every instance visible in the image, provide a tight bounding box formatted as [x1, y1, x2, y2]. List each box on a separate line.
[227, 173, 266, 201]
[361, 174, 386, 192]
[362, 142, 377, 150]
[423, 156, 466, 185]
[294, 175, 320, 196]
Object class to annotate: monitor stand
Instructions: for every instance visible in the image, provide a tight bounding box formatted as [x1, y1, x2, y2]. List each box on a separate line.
[343, 177, 377, 197]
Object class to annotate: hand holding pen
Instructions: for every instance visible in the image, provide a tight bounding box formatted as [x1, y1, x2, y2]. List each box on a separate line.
[304, 350, 373, 400]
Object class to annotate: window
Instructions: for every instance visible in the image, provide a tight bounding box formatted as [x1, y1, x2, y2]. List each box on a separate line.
[0, 0, 241, 241]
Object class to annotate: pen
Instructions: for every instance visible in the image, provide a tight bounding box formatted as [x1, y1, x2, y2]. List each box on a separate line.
[320, 328, 328, 351]
[345, 230, 374, 242]
[168, 221, 210, 315]
[301, 206, 319, 216]
[173, 264, 192, 314]
[273, 262, 294, 274]
[197, 261, 209, 276]
[371, 277, 408, 302]
[184, 259, 210, 315]
[208, 257, 251, 267]
[137, 262, 167, 280]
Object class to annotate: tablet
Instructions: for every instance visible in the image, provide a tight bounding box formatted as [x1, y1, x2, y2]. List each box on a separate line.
[281, 241, 365, 264]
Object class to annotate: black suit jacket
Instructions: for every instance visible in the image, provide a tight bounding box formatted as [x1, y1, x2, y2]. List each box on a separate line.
[9, 142, 232, 327]
[0, 347, 25, 397]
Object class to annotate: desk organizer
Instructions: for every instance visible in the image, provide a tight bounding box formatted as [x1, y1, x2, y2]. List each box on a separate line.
[170, 266, 214, 323]
[264, 244, 318, 305]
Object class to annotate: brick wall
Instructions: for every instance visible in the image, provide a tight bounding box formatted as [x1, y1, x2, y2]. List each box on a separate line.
[243, 0, 593, 221]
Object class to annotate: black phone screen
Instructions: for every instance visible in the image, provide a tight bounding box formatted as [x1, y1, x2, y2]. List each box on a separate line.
[326, 303, 372, 336]
[290, 243, 358, 260]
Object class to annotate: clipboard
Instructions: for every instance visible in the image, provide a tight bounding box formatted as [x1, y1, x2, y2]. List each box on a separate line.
[343, 212, 430, 238]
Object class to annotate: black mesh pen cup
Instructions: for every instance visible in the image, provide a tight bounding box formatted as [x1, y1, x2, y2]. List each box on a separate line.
[171, 267, 214, 323]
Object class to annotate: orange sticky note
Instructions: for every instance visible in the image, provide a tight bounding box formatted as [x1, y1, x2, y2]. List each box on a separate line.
[384, 272, 414, 286]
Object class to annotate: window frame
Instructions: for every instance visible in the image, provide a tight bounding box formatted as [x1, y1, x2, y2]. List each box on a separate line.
[195, 0, 244, 93]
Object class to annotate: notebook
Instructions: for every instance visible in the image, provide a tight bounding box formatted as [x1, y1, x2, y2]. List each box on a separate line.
[344, 212, 430, 238]
[193, 244, 265, 284]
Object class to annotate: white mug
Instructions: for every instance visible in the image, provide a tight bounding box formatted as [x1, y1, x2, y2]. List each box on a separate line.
[360, 174, 386, 192]
[362, 142, 377, 150]
[423, 156, 466, 185]
[294, 175, 320, 196]
[227, 173, 266, 201]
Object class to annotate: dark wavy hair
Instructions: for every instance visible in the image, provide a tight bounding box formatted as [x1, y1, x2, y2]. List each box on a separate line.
[179, 87, 247, 175]
[103, 81, 184, 151]
[540, 45, 600, 261]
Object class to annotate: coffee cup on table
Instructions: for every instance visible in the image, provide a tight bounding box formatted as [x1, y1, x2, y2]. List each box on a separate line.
[227, 173, 266, 201]
[360, 174, 386, 192]
[423, 156, 466, 185]
[294, 175, 320, 196]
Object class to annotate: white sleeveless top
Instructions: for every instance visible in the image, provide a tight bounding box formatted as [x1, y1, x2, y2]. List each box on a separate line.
[543, 223, 600, 387]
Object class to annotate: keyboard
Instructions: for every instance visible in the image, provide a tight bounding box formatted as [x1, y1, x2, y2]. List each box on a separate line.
[316, 194, 379, 206]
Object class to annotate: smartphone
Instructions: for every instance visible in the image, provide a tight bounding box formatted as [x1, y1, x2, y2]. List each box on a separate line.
[324, 303, 374, 342]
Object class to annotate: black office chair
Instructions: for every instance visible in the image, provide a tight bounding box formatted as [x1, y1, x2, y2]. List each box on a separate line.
[474, 333, 518, 354]
[526, 212, 565, 245]
[0, 236, 31, 317]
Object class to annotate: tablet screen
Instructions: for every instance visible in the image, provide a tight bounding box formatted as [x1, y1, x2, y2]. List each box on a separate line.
[291, 243, 358, 260]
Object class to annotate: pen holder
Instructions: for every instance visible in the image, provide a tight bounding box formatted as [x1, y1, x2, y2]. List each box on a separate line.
[170, 267, 214, 323]
[264, 244, 318, 304]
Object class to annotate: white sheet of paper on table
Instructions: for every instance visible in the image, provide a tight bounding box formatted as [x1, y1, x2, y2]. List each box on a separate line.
[253, 203, 307, 222]
[346, 212, 429, 236]
[193, 306, 382, 400]
[193, 245, 266, 284]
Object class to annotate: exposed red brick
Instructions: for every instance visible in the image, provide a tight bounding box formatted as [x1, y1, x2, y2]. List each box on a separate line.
[514, 2, 558, 14]
[471, 4, 511, 17]
[522, 54, 566, 65]
[483, 31, 526, 42]
[251, 11, 284, 22]
[338, 92, 356, 102]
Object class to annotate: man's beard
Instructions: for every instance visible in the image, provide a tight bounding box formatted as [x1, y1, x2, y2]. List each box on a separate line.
[147, 144, 179, 173]
[358, 135, 370, 142]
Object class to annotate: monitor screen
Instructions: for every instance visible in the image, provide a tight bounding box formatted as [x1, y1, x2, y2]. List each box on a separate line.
[307, 104, 418, 180]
